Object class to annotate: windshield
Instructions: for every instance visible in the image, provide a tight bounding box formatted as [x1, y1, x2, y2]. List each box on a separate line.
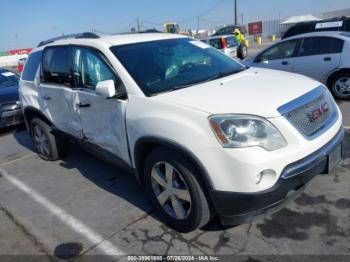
[110, 38, 246, 96]
[0, 71, 19, 88]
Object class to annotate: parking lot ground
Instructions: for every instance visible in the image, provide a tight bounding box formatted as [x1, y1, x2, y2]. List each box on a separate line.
[0, 124, 349, 260]
[338, 100, 350, 127]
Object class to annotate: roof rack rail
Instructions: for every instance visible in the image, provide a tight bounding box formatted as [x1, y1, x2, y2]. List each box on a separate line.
[37, 32, 100, 47]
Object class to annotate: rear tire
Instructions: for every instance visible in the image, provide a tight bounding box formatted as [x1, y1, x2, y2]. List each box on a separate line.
[329, 72, 350, 100]
[237, 44, 248, 60]
[30, 118, 66, 161]
[144, 147, 211, 232]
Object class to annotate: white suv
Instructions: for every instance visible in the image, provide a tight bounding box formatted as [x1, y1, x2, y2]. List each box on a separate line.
[20, 32, 344, 232]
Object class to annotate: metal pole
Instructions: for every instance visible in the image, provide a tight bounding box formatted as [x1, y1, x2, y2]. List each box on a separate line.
[196, 16, 200, 35]
[136, 17, 141, 32]
[234, 0, 237, 25]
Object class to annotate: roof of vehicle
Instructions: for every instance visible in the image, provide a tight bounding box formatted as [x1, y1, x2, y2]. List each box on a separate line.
[34, 33, 188, 52]
[201, 35, 235, 40]
[288, 16, 350, 26]
[282, 31, 350, 41]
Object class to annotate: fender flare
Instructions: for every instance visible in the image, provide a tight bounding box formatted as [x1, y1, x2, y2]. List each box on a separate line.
[23, 106, 52, 128]
[133, 136, 214, 192]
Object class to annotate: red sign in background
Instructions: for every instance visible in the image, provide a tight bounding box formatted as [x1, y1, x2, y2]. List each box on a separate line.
[248, 21, 263, 35]
[8, 48, 32, 55]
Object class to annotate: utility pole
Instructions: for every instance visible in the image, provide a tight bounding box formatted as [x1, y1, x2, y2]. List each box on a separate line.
[241, 13, 244, 25]
[136, 17, 141, 32]
[196, 16, 200, 35]
[234, 0, 237, 25]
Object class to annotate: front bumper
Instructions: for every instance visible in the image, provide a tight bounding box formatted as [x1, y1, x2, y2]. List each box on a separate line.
[209, 127, 344, 225]
[0, 108, 23, 128]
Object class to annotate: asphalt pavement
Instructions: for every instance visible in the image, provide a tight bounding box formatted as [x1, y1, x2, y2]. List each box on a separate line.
[0, 127, 349, 261]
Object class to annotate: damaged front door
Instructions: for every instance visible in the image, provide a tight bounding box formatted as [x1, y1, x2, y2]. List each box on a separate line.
[71, 46, 130, 164]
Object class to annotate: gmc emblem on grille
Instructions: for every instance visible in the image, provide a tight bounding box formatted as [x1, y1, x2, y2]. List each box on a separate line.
[307, 102, 329, 122]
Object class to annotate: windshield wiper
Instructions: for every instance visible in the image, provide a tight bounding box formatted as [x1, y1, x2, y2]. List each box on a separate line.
[150, 70, 243, 96]
[205, 70, 242, 82]
[150, 85, 192, 96]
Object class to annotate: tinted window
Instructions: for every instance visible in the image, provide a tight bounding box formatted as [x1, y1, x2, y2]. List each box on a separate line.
[0, 70, 18, 88]
[72, 47, 121, 91]
[344, 20, 350, 31]
[283, 23, 315, 39]
[41, 46, 72, 87]
[111, 38, 246, 96]
[259, 39, 299, 60]
[21, 51, 42, 81]
[300, 37, 344, 56]
[209, 39, 223, 49]
[226, 37, 238, 48]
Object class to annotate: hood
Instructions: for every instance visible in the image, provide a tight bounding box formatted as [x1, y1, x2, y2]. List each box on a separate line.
[153, 68, 321, 118]
[0, 84, 19, 104]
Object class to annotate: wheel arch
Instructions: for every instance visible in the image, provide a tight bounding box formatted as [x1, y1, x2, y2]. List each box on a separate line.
[23, 106, 52, 130]
[133, 137, 214, 193]
[326, 68, 350, 88]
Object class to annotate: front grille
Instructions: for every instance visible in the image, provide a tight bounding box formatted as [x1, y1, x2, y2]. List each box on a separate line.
[283, 91, 337, 138]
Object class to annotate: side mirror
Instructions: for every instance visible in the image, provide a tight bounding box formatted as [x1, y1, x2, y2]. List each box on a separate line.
[256, 57, 269, 64]
[96, 80, 116, 98]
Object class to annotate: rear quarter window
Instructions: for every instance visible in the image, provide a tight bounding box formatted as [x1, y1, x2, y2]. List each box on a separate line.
[209, 39, 223, 49]
[21, 51, 42, 81]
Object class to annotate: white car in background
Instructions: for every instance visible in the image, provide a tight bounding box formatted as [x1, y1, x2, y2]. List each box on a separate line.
[245, 31, 350, 99]
[201, 35, 239, 59]
[20, 32, 344, 232]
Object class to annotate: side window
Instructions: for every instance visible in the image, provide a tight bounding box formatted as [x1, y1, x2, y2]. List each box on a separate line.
[41, 46, 72, 87]
[21, 51, 42, 81]
[331, 38, 344, 53]
[259, 39, 299, 61]
[300, 37, 344, 56]
[72, 47, 119, 90]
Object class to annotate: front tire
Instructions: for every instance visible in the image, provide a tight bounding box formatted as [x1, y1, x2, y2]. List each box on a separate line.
[144, 147, 211, 232]
[30, 118, 65, 161]
[329, 72, 350, 100]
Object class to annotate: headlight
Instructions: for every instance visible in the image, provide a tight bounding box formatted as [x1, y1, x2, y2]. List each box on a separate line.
[209, 115, 287, 151]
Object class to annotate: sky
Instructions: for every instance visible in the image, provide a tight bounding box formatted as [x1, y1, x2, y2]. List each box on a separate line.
[0, 0, 349, 51]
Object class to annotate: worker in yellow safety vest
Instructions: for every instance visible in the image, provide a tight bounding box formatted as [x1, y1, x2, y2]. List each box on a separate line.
[233, 28, 245, 44]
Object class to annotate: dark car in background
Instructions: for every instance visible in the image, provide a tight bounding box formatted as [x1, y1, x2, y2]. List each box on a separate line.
[0, 68, 23, 128]
[282, 17, 350, 39]
[212, 25, 247, 36]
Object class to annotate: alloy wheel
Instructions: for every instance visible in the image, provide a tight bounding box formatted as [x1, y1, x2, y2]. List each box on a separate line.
[151, 161, 192, 220]
[33, 124, 50, 156]
[334, 77, 350, 98]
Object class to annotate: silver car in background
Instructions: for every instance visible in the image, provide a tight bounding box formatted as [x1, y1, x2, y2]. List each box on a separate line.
[201, 35, 239, 59]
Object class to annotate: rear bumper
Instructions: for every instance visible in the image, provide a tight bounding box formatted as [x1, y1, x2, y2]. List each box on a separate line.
[209, 127, 344, 225]
[0, 108, 23, 128]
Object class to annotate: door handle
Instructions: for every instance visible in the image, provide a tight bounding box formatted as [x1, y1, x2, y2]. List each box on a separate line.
[281, 61, 289, 65]
[76, 103, 90, 108]
[42, 95, 51, 100]
[324, 57, 332, 61]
